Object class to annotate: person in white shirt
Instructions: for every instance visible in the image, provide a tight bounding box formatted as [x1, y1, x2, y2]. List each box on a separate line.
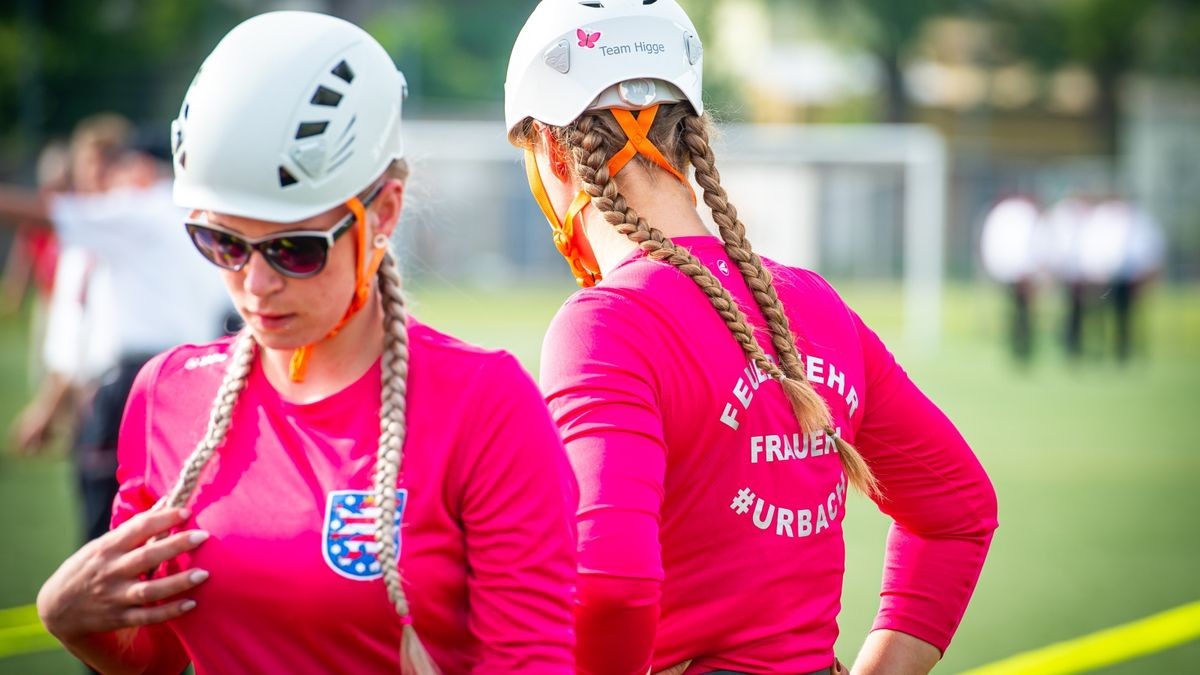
[1043, 196, 1093, 359]
[1, 115, 232, 544]
[1079, 198, 1166, 361]
[979, 195, 1045, 363]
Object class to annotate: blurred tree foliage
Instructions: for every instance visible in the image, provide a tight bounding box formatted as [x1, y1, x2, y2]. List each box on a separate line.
[800, 0, 957, 123]
[769, 0, 1200, 149]
[0, 0, 739, 162]
[364, 0, 538, 113]
[984, 0, 1200, 154]
[2, 0, 1198, 169]
[0, 0, 546, 168]
[0, 0, 246, 161]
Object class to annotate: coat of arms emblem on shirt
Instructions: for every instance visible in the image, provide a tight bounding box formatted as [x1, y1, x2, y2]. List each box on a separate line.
[321, 489, 407, 580]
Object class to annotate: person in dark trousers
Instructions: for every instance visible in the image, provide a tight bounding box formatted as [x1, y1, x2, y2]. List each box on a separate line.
[980, 195, 1044, 364]
[0, 115, 232, 550]
[1079, 198, 1165, 362]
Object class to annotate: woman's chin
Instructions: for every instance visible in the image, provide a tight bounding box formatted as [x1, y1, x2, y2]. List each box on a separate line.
[250, 331, 315, 352]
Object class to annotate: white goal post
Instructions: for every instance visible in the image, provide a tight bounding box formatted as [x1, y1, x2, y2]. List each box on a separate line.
[401, 121, 948, 353]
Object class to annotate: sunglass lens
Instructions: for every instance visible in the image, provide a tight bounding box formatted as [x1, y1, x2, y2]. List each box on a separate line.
[264, 236, 327, 277]
[189, 226, 250, 270]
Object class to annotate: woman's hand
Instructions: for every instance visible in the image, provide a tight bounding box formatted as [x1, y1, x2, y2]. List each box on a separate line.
[37, 507, 210, 643]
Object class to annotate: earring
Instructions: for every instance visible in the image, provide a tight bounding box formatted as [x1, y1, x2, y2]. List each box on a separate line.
[373, 233, 389, 249]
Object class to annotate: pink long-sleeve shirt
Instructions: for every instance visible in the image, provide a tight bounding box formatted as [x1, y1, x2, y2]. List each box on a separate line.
[541, 236, 998, 675]
[112, 319, 578, 674]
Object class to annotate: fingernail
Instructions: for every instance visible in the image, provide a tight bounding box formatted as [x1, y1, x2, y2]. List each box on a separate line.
[179, 508, 192, 520]
[188, 530, 210, 545]
[189, 569, 209, 584]
[181, 600, 197, 612]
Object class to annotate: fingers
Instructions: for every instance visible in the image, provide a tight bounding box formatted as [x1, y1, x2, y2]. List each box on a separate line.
[124, 568, 209, 606]
[107, 507, 193, 551]
[114, 529, 210, 577]
[121, 598, 199, 627]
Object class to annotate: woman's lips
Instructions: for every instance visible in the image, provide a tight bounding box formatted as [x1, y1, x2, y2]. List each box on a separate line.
[248, 311, 296, 332]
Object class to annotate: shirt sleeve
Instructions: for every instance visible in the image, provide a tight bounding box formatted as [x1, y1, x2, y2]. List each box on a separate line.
[49, 188, 175, 266]
[850, 311, 999, 653]
[457, 353, 579, 672]
[540, 292, 666, 675]
[110, 353, 168, 529]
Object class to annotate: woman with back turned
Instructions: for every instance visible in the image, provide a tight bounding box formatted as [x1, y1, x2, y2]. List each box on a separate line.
[505, 1, 998, 673]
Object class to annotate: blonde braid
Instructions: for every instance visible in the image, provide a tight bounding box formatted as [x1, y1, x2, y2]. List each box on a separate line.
[566, 114, 787, 394]
[681, 118, 798, 366]
[682, 114, 878, 498]
[373, 251, 440, 674]
[163, 331, 256, 510]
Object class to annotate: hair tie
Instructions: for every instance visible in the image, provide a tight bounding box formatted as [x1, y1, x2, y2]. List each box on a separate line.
[399, 614, 414, 626]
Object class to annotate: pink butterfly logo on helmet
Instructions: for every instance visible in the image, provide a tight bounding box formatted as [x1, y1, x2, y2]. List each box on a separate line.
[577, 28, 601, 48]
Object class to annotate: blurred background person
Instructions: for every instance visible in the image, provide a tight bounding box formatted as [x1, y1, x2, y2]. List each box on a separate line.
[9, 214, 118, 537]
[979, 194, 1045, 364]
[1043, 195, 1093, 360]
[1117, 202, 1167, 361]
[1, 141, 68, 405]
[0, 142, 65, 318]
[0, 113, 232, 550]
[1078, 196, 1166, 362]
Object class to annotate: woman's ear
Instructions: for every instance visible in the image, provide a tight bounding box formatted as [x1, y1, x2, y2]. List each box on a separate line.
[369, 179, 404, 238]
[537, 124, 572, 182]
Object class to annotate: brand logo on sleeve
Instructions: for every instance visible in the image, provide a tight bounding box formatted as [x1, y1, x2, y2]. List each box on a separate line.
[184, 352, 228, 370]
[321, 489, 407, 581]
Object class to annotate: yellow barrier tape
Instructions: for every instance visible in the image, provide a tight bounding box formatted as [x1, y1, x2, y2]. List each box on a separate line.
[963, 600, 1200, 675]
[0, 604, 38, 629]
[1, 600, 1198, 666]
[0, 622, 58, 660]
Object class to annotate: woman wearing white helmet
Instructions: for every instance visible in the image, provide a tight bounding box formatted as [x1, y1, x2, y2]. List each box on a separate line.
[506, 1, 997, 673]
[37, 12, 577, 674]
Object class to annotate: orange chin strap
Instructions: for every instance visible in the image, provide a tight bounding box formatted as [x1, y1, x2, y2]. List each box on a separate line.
[524, 150, 598, 287]
[522, 104, 696, 288]
[288, 195, 388, 382]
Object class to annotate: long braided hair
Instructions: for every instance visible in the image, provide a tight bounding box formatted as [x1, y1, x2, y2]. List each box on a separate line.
[163, 247, 441, 671]
[514, 106, 878, 497]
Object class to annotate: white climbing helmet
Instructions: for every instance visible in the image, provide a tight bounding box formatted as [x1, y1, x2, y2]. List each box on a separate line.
[172, 11, 407, 223]
[505, 0, 705, 133]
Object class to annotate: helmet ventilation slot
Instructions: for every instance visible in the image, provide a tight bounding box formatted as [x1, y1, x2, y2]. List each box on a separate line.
[278, 166, 299, 188]
[311, 86, 343, 107]
[331, 59, 354, 84]
[295, 121, 329, 139]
